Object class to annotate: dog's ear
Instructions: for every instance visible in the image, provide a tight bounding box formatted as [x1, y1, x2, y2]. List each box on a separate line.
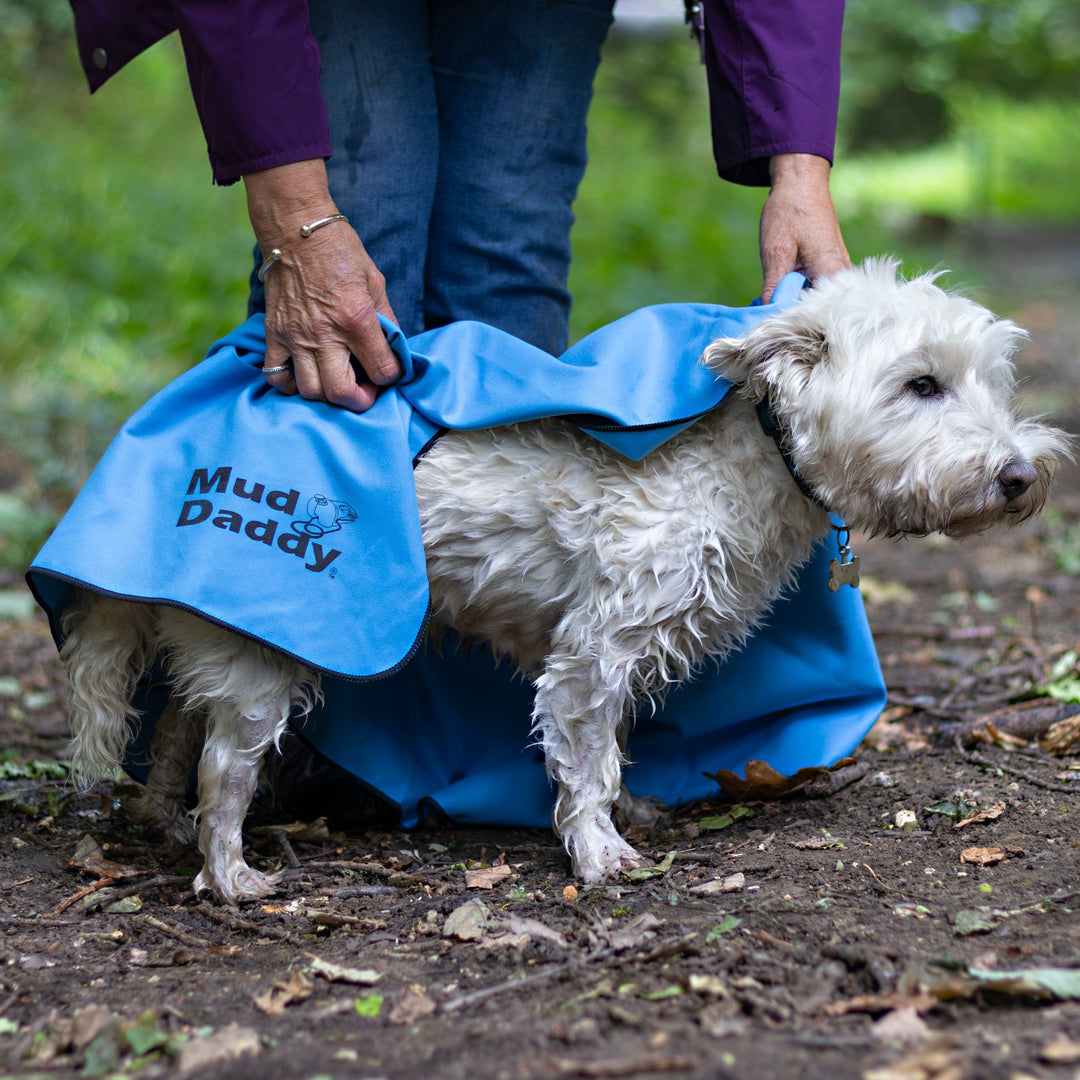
[703, 313, 829, 400]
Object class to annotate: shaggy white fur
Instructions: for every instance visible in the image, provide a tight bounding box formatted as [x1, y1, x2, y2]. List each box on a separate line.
[60, 259, 1070, 902]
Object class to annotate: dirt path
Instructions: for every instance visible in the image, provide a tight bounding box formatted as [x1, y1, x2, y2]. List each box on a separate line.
[1, 237, 1079, 1079]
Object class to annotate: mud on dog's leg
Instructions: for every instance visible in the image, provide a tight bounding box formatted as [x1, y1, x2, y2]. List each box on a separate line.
[193, 697, 286, 905]
[127, 699, 204, 845]
[532, 647, 651, 884]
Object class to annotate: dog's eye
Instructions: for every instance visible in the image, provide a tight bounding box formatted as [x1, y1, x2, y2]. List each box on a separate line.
[908, 375, 941, 398]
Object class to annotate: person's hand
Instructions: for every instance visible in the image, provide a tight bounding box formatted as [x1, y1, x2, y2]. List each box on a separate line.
[759, 153, 851, 302]
[243, 159, 401, 412]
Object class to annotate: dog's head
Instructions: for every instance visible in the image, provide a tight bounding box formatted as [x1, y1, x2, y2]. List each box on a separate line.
[704, 258, 1072, 537]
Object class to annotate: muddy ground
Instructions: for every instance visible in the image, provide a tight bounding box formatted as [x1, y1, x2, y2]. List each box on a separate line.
[1, 232, 1080, 1080]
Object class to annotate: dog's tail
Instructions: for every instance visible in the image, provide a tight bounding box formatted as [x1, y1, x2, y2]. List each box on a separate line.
[60, 591, 157, 791]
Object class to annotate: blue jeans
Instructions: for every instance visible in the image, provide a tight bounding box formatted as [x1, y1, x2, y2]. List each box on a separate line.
[249, 0, 615, 355]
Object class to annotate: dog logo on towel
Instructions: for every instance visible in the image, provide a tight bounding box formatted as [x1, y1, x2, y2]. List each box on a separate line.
[292, 495, 358, 538]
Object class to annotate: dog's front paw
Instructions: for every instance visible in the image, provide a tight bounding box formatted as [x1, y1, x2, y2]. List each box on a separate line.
[567, 818, 653, 884]
[194, 864, 283, 906]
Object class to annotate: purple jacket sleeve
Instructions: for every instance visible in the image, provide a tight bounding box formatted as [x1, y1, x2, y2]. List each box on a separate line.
[701, 0, 844, 186]
[70, 0, 331, 186]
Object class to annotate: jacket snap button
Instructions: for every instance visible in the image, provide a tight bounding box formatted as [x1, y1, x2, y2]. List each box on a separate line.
[91, 47, 108, 70]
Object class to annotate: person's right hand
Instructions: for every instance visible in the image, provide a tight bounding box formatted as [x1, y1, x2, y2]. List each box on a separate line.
[243, 159, 401, 412]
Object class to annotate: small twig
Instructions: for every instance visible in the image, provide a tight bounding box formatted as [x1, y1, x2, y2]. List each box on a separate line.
[196, 902, 297, 942]
[442, 947, 617, 1013]
[140, 914, 213, 949]
[53, 877, 115, 915]
[331, 885, 401, 898]
[81, 874, 191, 913]
[269, 828, 301, 870]
[303, 860, 423, 884]
[953, 739, 1079, 792]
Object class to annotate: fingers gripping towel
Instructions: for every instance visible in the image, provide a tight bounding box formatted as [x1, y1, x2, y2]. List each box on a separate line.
[27, 274, 885, 826]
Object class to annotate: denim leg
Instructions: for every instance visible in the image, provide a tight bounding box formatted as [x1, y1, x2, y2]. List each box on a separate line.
[425, 0, 615, 353]
[250, 0, 439, 336]
[248, 0, 614, 351]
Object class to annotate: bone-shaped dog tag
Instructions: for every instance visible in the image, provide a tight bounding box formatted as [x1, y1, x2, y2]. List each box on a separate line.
[828, 554, 861, 591]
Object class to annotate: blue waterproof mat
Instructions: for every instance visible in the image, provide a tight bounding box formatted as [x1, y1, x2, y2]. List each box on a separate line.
[27, 274, 885, 826]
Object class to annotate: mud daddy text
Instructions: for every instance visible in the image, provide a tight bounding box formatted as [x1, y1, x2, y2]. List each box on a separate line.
[177, 467, 343, 573]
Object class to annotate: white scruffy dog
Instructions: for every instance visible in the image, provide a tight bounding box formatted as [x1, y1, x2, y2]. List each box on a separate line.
[60, 260, 1068, 903]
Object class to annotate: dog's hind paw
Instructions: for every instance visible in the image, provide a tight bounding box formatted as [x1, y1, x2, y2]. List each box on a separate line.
[194, 864, 283, 906]
[126, 792, 195, 847]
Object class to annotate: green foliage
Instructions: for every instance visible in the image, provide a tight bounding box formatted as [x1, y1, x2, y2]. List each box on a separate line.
[0, 35, 250, 566]
[841, 0, 1080, 150]
[569, 31, 765, 337]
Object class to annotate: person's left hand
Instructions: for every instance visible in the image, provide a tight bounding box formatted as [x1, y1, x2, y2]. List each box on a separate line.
[759, 153, 850, 302]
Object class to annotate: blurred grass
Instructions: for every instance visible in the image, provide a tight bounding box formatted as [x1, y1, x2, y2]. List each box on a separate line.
[1, 26, 1078, 569]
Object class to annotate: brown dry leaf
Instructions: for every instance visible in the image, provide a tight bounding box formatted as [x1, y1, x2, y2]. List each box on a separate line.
[824, 991, 937, 1018]
[465, 864, 512, 889]
[1041, 713, 1080, 755]
[863, 708, 930, 753]
[443, 899, 489, 941]
[68, 834, 140, 880]
[704, 757, 859, 800]
[871, 1006, 931, 1046]
[178, 1025, 261, 1075]
[1040, 1034, 1080, 1064]
[253, 969, 314, 1015]
[863, 1039, 964, 1080]
[688, 872, 745, 896]
[954, 802, 1005, 829]
[550, 1054, 697, 1076]
[970, 721, 1030, 750]
[388, 986, 437, 1026]
[249, 817, 331, 843]
[959, 846, 1005, 866]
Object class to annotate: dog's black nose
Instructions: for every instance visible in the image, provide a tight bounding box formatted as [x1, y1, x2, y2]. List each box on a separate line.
[998, 459, 1038, 501]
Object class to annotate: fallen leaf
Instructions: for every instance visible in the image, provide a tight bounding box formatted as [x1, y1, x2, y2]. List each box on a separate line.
[1040, 1034, 1080, 1064]
[249, 817, 330, 843]
[705, 916, 742, 943]
[959, 847, 1004, 867]
[697, 806, 756, 831]
[688, 873, 745, 896]
[863, 1040, 964, 1080]
[307, 955, 382, 985]
[954, 803, 1005, 829]
[790, 835, 844, 850]
[687, 974, 730, 998]
[704, 757, 860, 800]
[503, 915, 570, 949]
[177, 1026, 261, 1075]
[1041, 712, 1080, 754]
[871, 1006, 931, 1046]
[443, 899, 489, 941]
[253, 969, 313, 1015]
[824, 992, 937, 1017]
[602, 911, 663, 951]
[354, 994, 383, 1017]
[621, 850, 675, 882]
[953, 908, 1001, 936]
[965, 966, 1080, 1000]
[465, 864, 512, 889]
[68, 835, 140, 880]
[388, 987, 437, 1025]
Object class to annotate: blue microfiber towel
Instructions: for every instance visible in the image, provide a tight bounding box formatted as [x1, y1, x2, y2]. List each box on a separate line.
[27, 273, 885, 826]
